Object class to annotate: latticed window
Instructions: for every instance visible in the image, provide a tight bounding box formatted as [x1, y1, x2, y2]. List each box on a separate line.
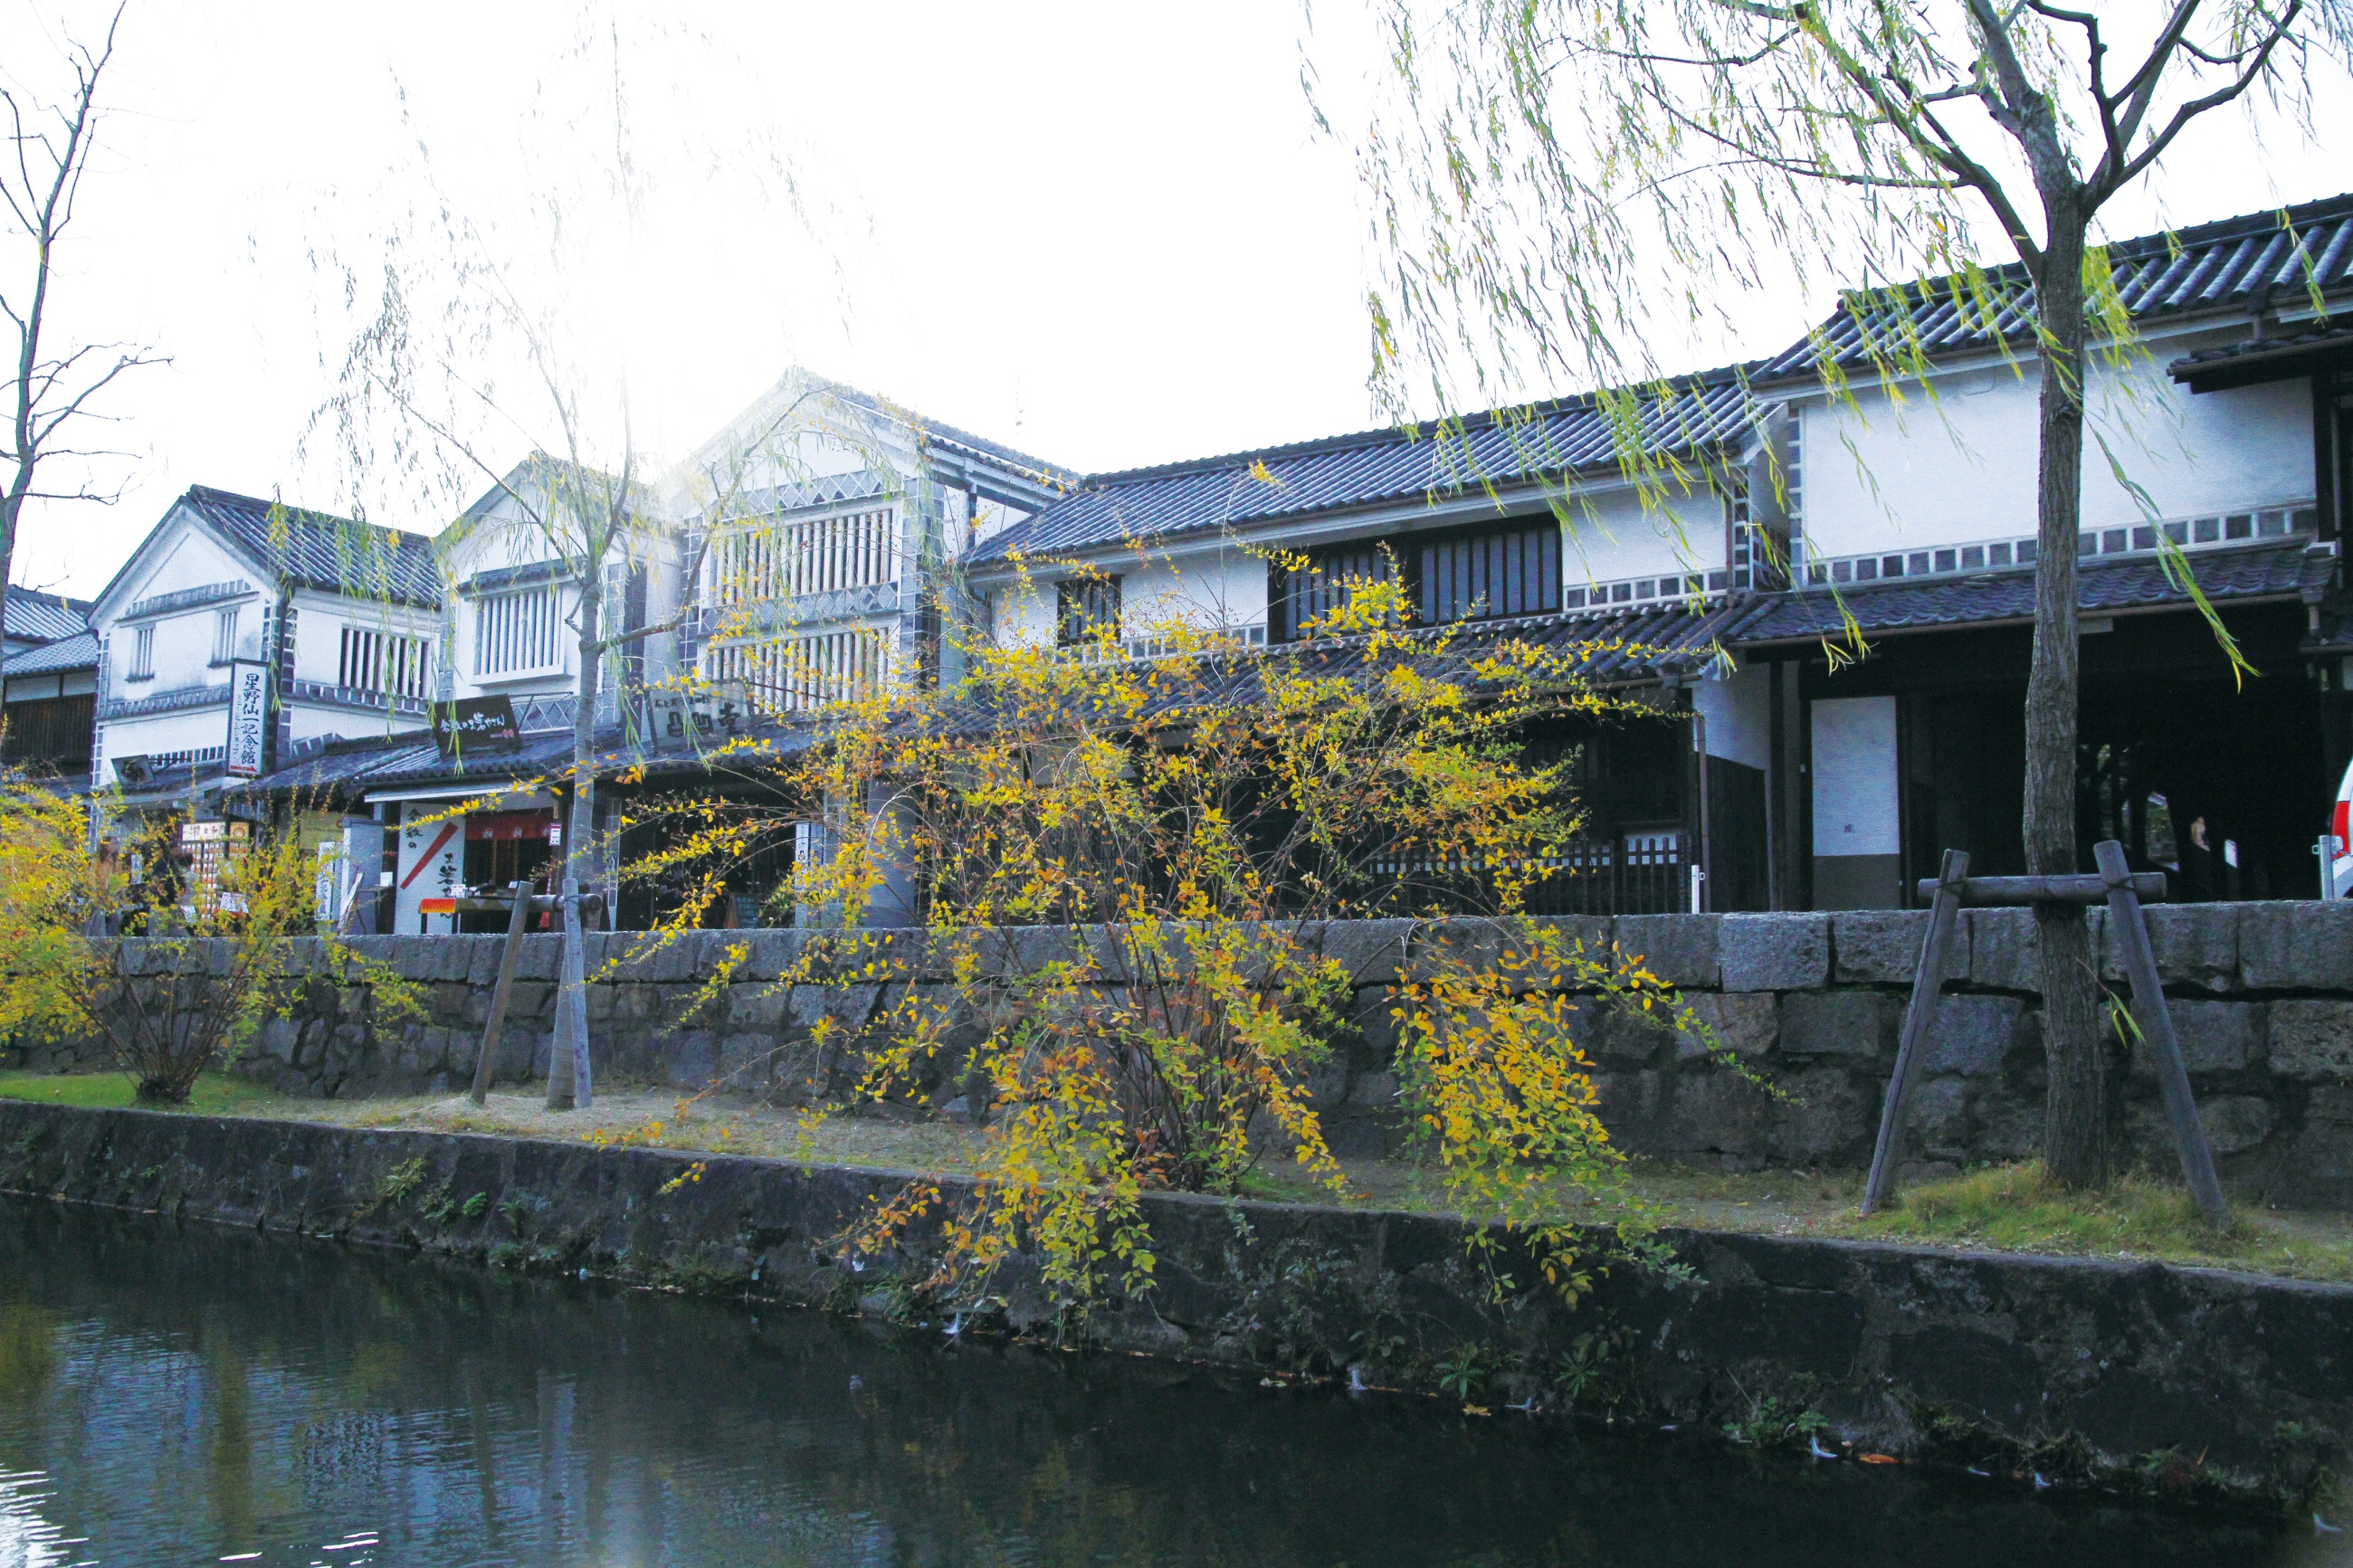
[712, 507, 897, 604]
[705, 628, 889, 712]
[211, 607, 240, 664]
[1269, 519, 1561, 642]
[474, 587, 561, 676]
[1268, 541, 1398, 641]
[1055, 576, 1122, 646]
[338, 625, 433, 698]
[1417, 518, 1560, 625]
[128, 625, 155, 680]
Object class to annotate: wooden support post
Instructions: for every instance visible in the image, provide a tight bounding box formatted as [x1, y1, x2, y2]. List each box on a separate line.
[2093, 840, 2230, 1230]
[1862, 848, 1968, 1215]
[468, 881, 534, 1107]
[561, 877, 593, 1108]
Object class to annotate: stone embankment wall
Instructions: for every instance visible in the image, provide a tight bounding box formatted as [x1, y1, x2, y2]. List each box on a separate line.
[1, 1100, 2344, 1506]
[13, 904, 2353, 1204]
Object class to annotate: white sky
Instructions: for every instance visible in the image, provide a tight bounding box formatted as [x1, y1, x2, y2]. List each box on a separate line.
[5, 1, 2350, 598]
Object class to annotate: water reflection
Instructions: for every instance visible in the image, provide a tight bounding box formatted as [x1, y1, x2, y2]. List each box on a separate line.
[0, 1199, 2325, 1567]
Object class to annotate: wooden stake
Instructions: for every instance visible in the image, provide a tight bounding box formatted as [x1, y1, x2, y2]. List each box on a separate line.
[2093, 840, 2230, 1229]
[468, 880, 534, 1107]
[561, 877, 593, 1109]
[1862, 848, 1968, 1216]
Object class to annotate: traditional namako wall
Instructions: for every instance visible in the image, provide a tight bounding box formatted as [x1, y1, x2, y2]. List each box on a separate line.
[14, 905, 2353, 1208]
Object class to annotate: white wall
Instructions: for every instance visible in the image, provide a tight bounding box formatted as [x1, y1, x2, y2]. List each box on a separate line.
[291, 589, 439, 688]
[1794, 326, 2316, 561]
[1811, 696, 1900, 854]
[1118, 549, 1271, 634]
[1693, 659, 1770, 770]
[1558, 487, 1725, 591]
[94, 706, 238, 775]
[97, 523, 258, 703]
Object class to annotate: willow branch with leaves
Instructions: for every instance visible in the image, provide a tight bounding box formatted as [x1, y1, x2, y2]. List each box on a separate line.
[1332, 0, 2352, 1188]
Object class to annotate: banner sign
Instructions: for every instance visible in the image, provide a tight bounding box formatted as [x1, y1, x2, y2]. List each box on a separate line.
[224, 660, 270, 779]
[431, 695, 521, 755]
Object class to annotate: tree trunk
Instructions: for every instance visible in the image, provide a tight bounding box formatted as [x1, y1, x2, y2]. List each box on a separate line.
[545, 576, 604, 1112]
[2023, 206, 2106, 1189]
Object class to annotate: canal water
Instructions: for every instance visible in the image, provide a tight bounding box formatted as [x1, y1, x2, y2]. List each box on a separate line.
[0, 1199, 2329, 1568]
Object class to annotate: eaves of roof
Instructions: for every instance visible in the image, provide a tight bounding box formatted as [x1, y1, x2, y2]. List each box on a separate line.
[1730, 537, 2330, 645]
[237, 714, 824, 803]
[814, 377, 1070, 486]
[938, 600, 1767, 746]
[3, 628, 97, 676]
[2167, 323, 2353, 392]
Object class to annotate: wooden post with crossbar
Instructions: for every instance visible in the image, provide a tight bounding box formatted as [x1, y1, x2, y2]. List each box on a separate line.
[1861, 839, 2227, 1228]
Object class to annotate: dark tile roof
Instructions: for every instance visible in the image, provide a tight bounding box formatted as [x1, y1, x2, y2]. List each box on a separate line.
[2167, 323, 2353, 390]
[968, 368, 1758, 566]
[944, 603, 1767, 744]
[1733, 538, 2331, 643]
[2173, 321, 2353, 370]
[239, 714, 823, 803]
[181, 485, 442, 609]
[4, 584, 91, 644]
[3, 628, 97, 676]
[1756, 194, 2353, 382]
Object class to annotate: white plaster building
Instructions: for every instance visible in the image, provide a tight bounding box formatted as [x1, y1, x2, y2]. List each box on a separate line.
[963, 193, 2353, 913]
[85, 486, 440, 817]
[680, 370, 1068, 711]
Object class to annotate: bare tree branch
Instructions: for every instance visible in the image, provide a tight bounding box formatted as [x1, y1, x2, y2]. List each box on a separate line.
[2, 4, 162, 609]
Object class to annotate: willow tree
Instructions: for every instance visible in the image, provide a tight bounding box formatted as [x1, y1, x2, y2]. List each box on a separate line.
[308, 14, 848, 1110]
[1336, 0, 2352, 1188]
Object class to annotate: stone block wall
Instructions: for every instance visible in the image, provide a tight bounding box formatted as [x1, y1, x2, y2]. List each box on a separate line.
[13, 904, 2353, 1205]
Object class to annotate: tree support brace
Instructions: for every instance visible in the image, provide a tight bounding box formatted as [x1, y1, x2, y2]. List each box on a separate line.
[462, 884, 606, 1107]
[1860, 840, 2228, 1229]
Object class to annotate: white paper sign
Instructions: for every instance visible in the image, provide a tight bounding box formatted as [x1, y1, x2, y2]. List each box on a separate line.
[224, 660, 270, 779]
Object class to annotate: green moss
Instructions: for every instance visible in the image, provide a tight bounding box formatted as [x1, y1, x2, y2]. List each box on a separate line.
[0, 1071, 291, 1115]
[1850, 1163, 2353, 1282]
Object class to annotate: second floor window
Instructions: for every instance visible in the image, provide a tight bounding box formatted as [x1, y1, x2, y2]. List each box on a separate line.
[211, 607, 240, 665]
[475, 587, 561, 676]
[1418, 518, 1560, 625]
[128, 625, 155, 680]
[339, 626, 433, 698]
[714, 506, 898, 604]
[1269, 518, 1562, 642]
[1269, 541, 1400, 641]
[1056, 576, 1122, 646]
[707, 627, 888, 712]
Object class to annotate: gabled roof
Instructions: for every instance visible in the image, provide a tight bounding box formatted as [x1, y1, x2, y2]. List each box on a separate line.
[447, 453, 662, 540]
[969, 367, 1757, 566]
[1756, 192, 2353, 382]
[1732, 537, 2330, 643]
[4, 584, 91, 644]
[814, 376, 1067, 484]
[178, 486, 442, 608]
[3, 628, 96, 676]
